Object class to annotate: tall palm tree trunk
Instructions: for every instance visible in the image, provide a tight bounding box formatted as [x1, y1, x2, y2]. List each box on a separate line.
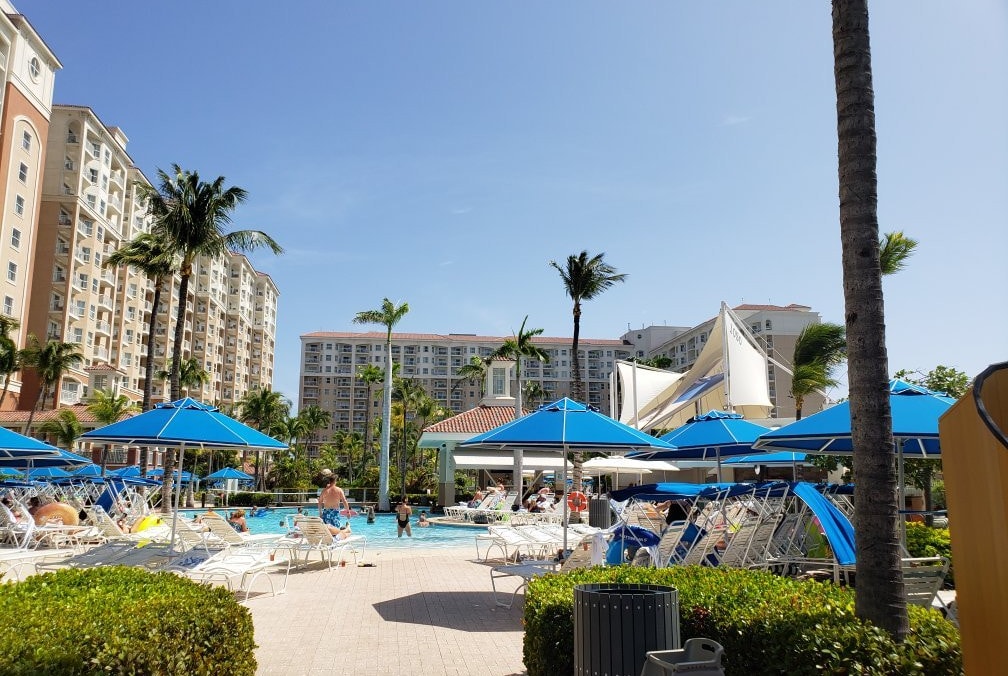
[379, 344, 392, 511]
[170, 270, 191, 401]
[833, 0, 906, 639]
[161, 448, 176, 514]
[25, 386, 47, 433]
[144, 277, 164, 410]
[571, 304, 584, 496]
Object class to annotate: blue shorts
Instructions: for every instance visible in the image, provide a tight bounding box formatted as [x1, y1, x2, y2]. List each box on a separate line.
[321, 508, 343, 528]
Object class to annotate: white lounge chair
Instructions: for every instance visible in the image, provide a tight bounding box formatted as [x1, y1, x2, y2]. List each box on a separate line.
[178, 549, 290, 602]
[490, 534, 598, 608]
[288, 516, 366, 568]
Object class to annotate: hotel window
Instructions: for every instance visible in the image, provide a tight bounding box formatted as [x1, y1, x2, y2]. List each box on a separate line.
[86, 195, 96, 209]
[18, 163, 27, 183]
[14, 196, 24, 216]
[104, 149, 111, 165]
[6, 262, 15, 282]
[89, 168, 98, 184]
[73, 328, 83, 343]
[101, 174, 108, 189]
[22, 131, 31, 151]
[90, 142, 100, 159]
[492, 367, 506, 396]
[29, 57, 40, 80]
[10, 229, 20, 249]
[3, 297, 12, 316]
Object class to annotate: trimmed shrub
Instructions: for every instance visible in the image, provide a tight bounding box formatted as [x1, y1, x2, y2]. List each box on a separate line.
[524, 566, 960, 676]
[906, 521, 954, 586]
[229, 491, 273, 507]
[0, 566, 256, 675]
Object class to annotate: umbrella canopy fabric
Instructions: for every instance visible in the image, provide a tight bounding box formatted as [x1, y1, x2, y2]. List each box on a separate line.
[28, 466, 72, 479]
[73, 463, 104, 476]
[461, 398, 677, 452]
[723, 451, 809, 465]
[203, 467, 254, 482]
[80, 397, 288, 450]
[146, 468, 199, 483]
[0, 448, 91, 469]
[109, 465, 142, 477]
[582, 456, 679, 474]
[0, 426, 62, 460]
[0, 467, 22, 477]
[753, 380, 955, 457]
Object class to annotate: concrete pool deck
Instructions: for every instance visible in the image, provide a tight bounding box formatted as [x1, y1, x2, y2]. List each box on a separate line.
[249, 545, 527, 675]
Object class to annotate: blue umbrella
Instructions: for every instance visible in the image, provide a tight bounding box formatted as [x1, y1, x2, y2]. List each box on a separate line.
[0, 448, 91, 469]
[630, 410, 771, 481]
[0, 467, 23, 477]
[80, 398, 286, 550]
[752, 380, 955, 457]
[146, 468, 200, 483]
[28, 466, 73, 479]
[0, 426, 62, 460]
[724, 451, 809, 465]
[460, 397, 676, 550]
[203, 467, 254, 482]
[73, 463, 104, 477]
[109, 465, 142, 477]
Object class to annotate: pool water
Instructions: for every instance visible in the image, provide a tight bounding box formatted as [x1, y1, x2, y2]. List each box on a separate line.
[181, 507, 480, 550]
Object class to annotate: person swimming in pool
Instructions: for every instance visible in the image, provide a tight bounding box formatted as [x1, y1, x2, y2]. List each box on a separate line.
[318, 469, 350, 533]
[395, 497, 412, 538]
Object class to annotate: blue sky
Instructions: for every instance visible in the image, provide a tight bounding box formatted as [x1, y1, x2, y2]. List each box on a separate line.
[19, 1, 1007, 406]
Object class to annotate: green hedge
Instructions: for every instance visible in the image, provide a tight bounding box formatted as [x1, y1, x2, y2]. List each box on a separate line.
[0, 567, 257, 675]
[228, 491, 274, 507]
[524, 566, 960, 676]
[906, 522, 954, 586]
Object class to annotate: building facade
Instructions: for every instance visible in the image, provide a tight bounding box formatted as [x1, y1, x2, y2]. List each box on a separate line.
[622, 303, 828, 419]
[0, 1, 59, 408]
[299, 331, 633, 449]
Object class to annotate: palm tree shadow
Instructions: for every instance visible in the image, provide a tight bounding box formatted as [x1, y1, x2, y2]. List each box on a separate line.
[372, 590, 522, 632]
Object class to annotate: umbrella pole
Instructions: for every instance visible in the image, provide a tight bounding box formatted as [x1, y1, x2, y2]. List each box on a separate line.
[562, 444, 568, 554]
[897, 439, 907, 548]
[169, 443, 185, 552]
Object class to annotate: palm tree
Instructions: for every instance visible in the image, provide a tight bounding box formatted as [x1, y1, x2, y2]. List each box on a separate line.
[21, 335, 84, 433]
[550, 251, 627, 493]
[0, 316, 21, 409]
[452, 355, 489, 397]
[488, 316, 551, 505]
[156, 357, 210, 399]
[137, 165, 282, 401]
[37, 408, 83, 451]
[790, 322, 847, 419]
[297, 404, 332, 453]
[522, 381, 549, 409]
[832, 0, 904, 638]
[237, 387, 291, 490]
[87, 389, 140, 474]
[392, 376, 426, 497]
[356, 363, 384, 462]
[879, 231, 918, 276]
[353, 298, 410, 511]
[104, 232, 178, 411]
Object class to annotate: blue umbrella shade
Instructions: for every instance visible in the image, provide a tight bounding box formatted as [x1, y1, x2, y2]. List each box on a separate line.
[460, 398, 676, 452]
[629, 411, 770, 462]
[753, 380, 955, 457]
[0, 425, 61, 459]
[203, 467, 254, 482]
[0, 467, 23, 477]
[73, 463, 105, 477]
[80, 398, 288, 450]
[723, 451, 808, 466]
[28, 466, 73, 479]
[147, 468, 200, 483]
[109, 465, 142, 477]
[0, 448, 91, 469]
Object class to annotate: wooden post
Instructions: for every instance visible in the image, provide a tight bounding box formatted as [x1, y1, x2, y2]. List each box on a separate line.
[939, 362, 1008, 673]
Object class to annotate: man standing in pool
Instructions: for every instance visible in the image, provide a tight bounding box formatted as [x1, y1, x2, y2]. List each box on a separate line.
[318, 469, 350, 533]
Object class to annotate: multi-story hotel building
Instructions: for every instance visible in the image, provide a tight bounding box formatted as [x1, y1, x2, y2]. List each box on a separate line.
[0, 1, 59, 408]
[299, 332, 633, 449]
[622, 303, 827, 419]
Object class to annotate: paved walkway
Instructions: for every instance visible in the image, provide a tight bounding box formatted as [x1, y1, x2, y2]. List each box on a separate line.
[250, 545, 527, 675]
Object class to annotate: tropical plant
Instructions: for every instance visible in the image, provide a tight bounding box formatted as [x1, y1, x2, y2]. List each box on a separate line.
[156, 358, 211, 398]
[21, 335, 84, 432]
[355, 363, 384, 461]
[790, 322, 847, 420]
[0, 316, 21, 409]
[549, 251, 626, 493]
[452, 355, 489, 397]
[631, 355, 673, 369]
[104, 232, 178, 411]
[87, 389, 140, 474]
[391, 376, 427, 497]
[522, 381, 550, 409]
[37, 408, 83, 451]
[832, 0, 904, 638]
[879, 231, 919, 276]
[137, 165, 282, 401]
[237, 387, 291, 490]
[297, 404, 332, 450]
[352, 298, 410, 511]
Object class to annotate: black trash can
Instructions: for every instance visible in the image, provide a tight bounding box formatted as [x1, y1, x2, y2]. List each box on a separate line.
[574, 583, 679, 676]
[589, 496, 612, 528]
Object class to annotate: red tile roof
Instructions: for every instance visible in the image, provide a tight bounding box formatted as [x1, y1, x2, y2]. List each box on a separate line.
[423, 405, 528, 435]
[0, 404, 135, 426]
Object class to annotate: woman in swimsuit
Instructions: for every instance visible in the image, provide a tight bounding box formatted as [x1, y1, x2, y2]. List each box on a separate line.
[395, 498, 412, 538]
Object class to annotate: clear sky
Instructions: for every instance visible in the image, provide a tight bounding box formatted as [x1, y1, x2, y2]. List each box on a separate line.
[18, 1, 1007, 407]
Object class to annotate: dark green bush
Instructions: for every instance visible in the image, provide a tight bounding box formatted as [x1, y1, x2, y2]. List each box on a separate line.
[0, 566, 256, 675]
[524, 565, 960, 676]
[229, 491, 273, 507]
[906, 522, 954, 586]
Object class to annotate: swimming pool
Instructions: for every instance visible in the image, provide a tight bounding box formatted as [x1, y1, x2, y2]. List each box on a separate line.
[181, 507, 480, 550]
